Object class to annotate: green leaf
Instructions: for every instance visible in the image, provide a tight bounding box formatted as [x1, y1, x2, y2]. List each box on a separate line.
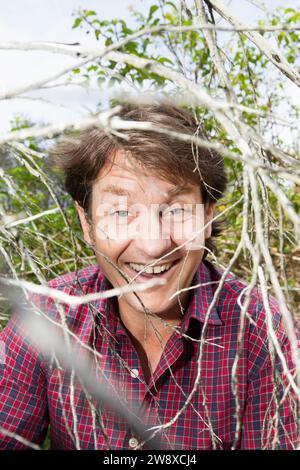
[72, 17, 82, 29]
[84, 10, 97, 17]
[284, 8, 296, 14]
[124, 41, 138, 53]
[148, 5, 159, 21]
[97, 76, 106, 86]
[87, 65, 98, 72]
[151, 18, 160, 26]
[108, 60, 117, 69]
[121, 23, 134, 35]
[157, 56, 173, 65]
[165, 1, 178, 11]
[108, 77, 120, 87]
[92, 19, 103, 26]
[164, 12, 173, 21]
[289, 12, 300, 23]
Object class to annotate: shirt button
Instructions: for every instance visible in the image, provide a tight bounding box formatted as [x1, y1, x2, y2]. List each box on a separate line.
[129, 437, 139, 448]
[130, 368, 139, 378]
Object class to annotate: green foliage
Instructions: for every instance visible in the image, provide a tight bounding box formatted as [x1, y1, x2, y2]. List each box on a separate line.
[0, 8, 299, 454]
[66, 1, 300, 309]
[1, 2, 298, 318]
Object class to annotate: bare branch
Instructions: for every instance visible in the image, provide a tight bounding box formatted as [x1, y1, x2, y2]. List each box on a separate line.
[208, 0, 300, 86]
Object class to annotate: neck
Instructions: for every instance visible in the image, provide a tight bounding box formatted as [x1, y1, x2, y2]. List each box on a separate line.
[116, 292, 192, 382]
[117, 292, 190, 345]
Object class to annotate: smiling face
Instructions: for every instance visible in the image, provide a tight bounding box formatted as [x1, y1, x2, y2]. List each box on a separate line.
[77, 151, 215, 322]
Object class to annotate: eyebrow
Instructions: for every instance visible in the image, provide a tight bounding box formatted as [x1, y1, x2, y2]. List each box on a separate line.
[167, 185, 193, 198]
[101, 184, 132, 197]
[100, 184, 193, 199]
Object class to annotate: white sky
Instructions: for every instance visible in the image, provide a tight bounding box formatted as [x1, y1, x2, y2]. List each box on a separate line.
[0, 0, 299, 133]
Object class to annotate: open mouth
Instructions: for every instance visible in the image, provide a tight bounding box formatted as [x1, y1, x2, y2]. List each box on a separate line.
[124, 259, 180, 282]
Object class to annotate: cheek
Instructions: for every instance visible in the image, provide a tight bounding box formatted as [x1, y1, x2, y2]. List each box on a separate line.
[94, 236, 129, 262]
[93, 237, 130, 286]
[92, 217, 130, 264]
[171, 216, 206, 252]
[93, 212, 131, 244]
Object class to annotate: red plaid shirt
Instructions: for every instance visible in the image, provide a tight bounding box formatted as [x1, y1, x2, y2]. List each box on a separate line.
[0, 259, 299, 450]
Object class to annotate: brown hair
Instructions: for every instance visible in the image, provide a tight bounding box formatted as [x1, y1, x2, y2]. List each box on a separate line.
[53, 103, 227, 258]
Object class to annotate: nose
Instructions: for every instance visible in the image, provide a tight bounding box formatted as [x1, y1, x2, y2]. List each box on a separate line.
[130, 207, 173, 259]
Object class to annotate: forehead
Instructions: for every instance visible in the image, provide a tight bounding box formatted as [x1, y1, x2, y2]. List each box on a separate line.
[94, 151, 198, 199]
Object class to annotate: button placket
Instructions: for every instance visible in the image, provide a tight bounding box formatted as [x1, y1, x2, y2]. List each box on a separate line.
[130, 368, 139, 378]
[128, 436, 139, 449]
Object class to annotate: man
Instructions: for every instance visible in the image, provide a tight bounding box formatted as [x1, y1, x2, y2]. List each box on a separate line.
[0, 103, 299, 450]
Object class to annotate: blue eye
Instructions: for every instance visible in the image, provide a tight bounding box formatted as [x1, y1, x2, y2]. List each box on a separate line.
[170, 208, 185, 215]
[112, 210, 130, 217]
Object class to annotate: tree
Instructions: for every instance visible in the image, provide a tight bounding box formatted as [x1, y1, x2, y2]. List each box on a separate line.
[0, 0, 299, 450]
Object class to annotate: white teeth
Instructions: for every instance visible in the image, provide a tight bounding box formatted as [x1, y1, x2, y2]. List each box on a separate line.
[128, 262, 173, 274]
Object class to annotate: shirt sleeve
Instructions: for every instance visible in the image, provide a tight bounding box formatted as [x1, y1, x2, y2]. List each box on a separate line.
[240, 323, 300, 449]
[0, 313, 49, 449]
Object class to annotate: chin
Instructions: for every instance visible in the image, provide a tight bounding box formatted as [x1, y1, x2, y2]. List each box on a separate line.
[129, 296, 176, 315]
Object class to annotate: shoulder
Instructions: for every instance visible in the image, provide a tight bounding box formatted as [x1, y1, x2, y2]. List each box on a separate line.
[204, 259, 283, 326]
[0, 264, 106, 378]
[203, 259, 299, 356]
[29, 263, 106, 327]
[47, 264, 102, 292]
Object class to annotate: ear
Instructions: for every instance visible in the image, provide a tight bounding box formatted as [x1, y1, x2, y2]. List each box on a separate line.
[204, 202, 216, 240]
[75, 202, 94, 246]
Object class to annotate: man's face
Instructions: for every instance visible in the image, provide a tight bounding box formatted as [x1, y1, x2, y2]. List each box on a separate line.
[77, 151, 215, 320]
